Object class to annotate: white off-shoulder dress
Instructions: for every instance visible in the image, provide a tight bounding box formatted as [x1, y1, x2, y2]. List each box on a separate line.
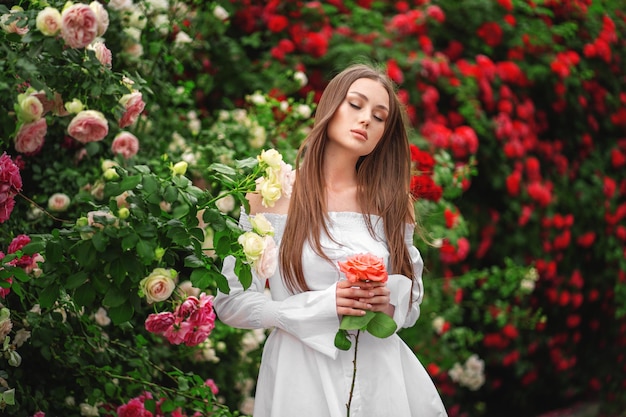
[214, 211, 448, 417]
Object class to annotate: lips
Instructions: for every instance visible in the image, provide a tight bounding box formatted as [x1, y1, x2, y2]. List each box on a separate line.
[351, 129, 368, 141]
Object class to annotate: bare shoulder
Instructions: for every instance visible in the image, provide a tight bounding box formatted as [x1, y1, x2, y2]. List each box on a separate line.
[246, 192, 290, 215]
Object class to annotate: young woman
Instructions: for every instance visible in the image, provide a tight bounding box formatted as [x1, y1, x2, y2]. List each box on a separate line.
[214, 63, 448, 417]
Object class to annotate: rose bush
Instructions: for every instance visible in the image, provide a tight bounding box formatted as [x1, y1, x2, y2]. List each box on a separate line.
[1, 1, 625, 416]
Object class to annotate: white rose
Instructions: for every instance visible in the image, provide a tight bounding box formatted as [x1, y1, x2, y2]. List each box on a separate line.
[174, 30, 192, 44]
[248, 124, 267, 148]
[247, 92, 266, 105]
[216, 192, 236, 214]
[79, 402, 100, 417]
[296, 104, 312, 119]
[294, 71, 308, 87]
[94, 307, 111, 327]
[238, 232, 266, 262]
[213, 5, 229, 21]
[256, 177, 282, 208]
[258, 149, 283, 169]
[250, 213, 274, 236]
[278, 162, 295, 198]
[432, 316, 445, 335]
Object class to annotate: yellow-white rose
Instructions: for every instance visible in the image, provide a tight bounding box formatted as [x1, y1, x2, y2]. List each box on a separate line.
[250, 213, 274, 236]
[238, 232, 266, 263]
[36, 7, 62, 36]
[139, 268, 178, 304]
[256, 177, 282, 208]
[257, 149, 282, 169]
[17, 94, 44, 123]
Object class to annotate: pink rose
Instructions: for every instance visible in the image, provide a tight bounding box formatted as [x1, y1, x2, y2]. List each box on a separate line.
[14, 118, 47, 155]
[47, 192, 71, 212]
[205, 379, 219, 395]
[88, 41, 112, 67]
[61, 4, 98, 49]
[0, 154, 23, 217]
[117, 398, 152, 417]
[163, 319, 188, 345]
[254, 236, 278, 280]
[111, 131, 139, 159]
[118, 92, 146, 128]
[183, 325, 212, 347]
[145, 312, 175, 334]
[8, 234, 31, 253]
[1, 9, 29, 35]
[67, 110, 109, 143]
[32, 92, 69, 117]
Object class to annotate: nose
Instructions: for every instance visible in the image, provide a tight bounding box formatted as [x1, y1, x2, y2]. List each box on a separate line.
[359, 111, 370, 127]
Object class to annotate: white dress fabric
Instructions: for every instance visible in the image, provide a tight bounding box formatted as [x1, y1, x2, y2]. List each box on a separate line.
[214, 211, 448, 417]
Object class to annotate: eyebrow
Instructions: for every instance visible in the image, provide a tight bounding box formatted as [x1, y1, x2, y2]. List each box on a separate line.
[347, 91, 389, 112]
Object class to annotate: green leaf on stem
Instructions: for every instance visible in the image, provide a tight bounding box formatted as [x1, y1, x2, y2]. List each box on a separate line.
[108, 303, 134, 324]
[367, 312, 397, 338]
[334, 329, 352, 350]
[339, 311, 375, 330]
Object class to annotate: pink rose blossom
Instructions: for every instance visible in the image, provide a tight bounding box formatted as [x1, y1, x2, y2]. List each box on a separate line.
[88, 40, 112, 67]
[145, 312, 175, 334]
[32, 411, 45, 417]
[0, 152, 22, 223]
[1, 9, 29, 35]
[61, 4, 98, 49]
[111, 131, 139, 159]
[33, 92, 69, 117]
[118, 92, 146, 128]
[47, 193, 71, 212]
[14, 118, 47, 154]
[205, 378, 219, 395]
[8, 234, 30, 254]
[117, 398, 153, 417]
[67, 110, 109, 143]
[254, 236, 278, 280]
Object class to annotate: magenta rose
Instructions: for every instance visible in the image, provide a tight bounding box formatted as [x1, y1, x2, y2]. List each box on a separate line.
[118, 92, 146, 128]
[67, 110, 109, 143]
[14, 118, 47, 154]
[111, 131, 139, 159]
[145, 312, 175, 334]
[0, 152, 21, 223]
[61, 3, 98, 48]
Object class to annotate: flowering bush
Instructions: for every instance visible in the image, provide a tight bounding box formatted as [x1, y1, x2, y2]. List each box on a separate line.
[1, 0, 625, 416]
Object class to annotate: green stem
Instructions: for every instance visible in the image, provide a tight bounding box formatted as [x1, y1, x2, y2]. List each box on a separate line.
[346, 330, 360, 417]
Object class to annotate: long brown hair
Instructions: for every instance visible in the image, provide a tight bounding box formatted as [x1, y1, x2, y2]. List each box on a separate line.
[280, 63, 416, 294]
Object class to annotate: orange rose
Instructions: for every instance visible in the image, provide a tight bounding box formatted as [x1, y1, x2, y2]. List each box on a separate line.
[338, 253, 388, 283]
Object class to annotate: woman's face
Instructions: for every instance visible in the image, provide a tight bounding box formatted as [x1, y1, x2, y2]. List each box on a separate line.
[326, 77, 390, 157]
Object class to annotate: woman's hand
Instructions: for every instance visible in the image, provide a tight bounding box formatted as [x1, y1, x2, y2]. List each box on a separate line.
[336, 280, 394, 317]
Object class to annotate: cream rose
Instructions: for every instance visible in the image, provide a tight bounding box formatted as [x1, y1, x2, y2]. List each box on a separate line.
[1, 7, 29, 35]
[67, 110, 109, 143]
[139, 268, 178, 304]
[61, 3, 98, 49]
[250, 213, 274, 236]
[89, 1, 109, 37]
[36, 7, 62, 36]
[17, 94, 44, 123]
[47, 193, 71, 212]
[255, 177, 282, 208]
[238, 232, 266, 263]
[88, 40, 112, 67]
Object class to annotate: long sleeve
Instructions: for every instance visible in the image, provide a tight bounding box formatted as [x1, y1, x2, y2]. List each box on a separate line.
[214, 256, 341, 358]
[386, 231, 425, 330]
